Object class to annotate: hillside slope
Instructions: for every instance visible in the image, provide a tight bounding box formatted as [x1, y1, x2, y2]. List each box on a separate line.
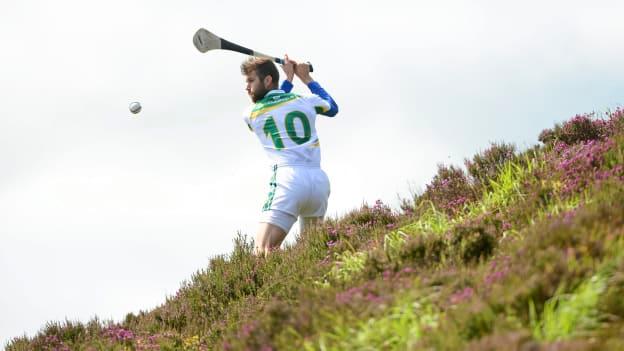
[7, 109, 624, 350]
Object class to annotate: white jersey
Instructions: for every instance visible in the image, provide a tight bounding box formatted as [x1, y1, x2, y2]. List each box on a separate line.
[243, 90, 331, 167]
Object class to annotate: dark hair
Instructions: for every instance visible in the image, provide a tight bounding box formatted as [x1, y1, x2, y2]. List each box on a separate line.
[241, 57, 279, 89]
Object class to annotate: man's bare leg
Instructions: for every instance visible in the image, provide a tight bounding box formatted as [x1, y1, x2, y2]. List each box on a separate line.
[255, 223, 287, 256]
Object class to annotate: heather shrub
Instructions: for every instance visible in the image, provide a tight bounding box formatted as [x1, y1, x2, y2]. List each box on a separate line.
[143, 228, 335, 347]
[385, 193, 513, 272]
[381, 209, 508, 277]
[463, 331, 597, 351]
[459, 304, 497, 340]
[326, 250, 368, 283]
[465, 157, 537, 221]
[422, 181, 624, 350]
[224, 277, 416, 350]
[451, 224, 496, 264]
[465, 142, 517, 192]
[605, 107, 624, 135]
[41, 320, 88, 345]
[604, 132, 624, 174]
[158, 236, 260, 333]
[383, 229, 408, 262]
[338, 199, 398, 229]
[417, 164, 478, 216]
[396, 233, 447, 267]
[451, 212, 511, 263]
[530, 273, 607, 341]
[307, 294, 438, 350]
[539, 113, 608, 146]
[402, 204, 452, 235]
[600, 259, 624, 320]
[505, 181, 624, 318]
[102, 326, 137, 348]
[399, 196, 416, 216]
[16, 319, 99, 351]
[549, 139, 620, 195]
[376, 205, 453, 268]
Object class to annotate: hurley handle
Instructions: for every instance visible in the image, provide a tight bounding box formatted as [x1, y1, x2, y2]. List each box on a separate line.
[274, 58, 314, 73]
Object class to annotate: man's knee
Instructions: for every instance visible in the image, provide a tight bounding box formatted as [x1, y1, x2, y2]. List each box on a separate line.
[260, 210, 297, 234]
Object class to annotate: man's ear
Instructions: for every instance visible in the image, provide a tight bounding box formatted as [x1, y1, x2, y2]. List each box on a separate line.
[263, 75, 273, 89]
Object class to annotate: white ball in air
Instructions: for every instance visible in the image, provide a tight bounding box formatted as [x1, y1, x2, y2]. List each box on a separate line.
[129, 102, 142, 114]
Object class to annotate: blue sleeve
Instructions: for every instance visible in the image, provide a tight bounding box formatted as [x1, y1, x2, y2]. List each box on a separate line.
[280, 80, 294, 93]
[307, 81, 339, 117]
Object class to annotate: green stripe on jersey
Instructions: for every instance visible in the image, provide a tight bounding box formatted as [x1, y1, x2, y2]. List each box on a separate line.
[250, 93, 299, 120]
[315, 106, 329, 114]
[254, 93, 299, 111]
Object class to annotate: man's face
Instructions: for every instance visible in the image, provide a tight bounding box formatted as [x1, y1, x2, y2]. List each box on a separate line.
[245, 70, 269, 103]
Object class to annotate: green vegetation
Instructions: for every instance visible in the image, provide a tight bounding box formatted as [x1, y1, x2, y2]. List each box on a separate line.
[7, 108, 624, 350]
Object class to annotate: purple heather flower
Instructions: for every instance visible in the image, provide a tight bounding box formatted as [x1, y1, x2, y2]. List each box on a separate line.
[104, 327, 135, 342]
[348, 228, 354, 236]
[450, 287, 474, 304]
[382, 270, 393, 280]
[336, 286, 363, 304]
[502, 222, 512, 231]
[484, 257, 511, 286]
[241, 323, 255, 338]
[562, 209, 578, 224]
[401, 267, 415, 274]
[566, 247, 576, 259]
[365, 292, 384, 304]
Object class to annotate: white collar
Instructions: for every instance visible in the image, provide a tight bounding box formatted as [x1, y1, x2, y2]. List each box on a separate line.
[265, 89, 285, 97]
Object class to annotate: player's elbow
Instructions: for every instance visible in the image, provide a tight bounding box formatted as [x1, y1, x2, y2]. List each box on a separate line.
[325, 103, 339, 117]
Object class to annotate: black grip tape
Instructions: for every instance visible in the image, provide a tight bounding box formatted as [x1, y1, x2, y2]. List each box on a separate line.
[220, 39, 254, 56]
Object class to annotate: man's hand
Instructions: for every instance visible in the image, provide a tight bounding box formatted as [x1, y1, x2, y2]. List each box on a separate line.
[295, 62, 314, 85]
[282, 54, 296, 82]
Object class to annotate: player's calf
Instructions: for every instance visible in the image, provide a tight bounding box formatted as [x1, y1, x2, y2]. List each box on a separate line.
[254, 222, 288, 256]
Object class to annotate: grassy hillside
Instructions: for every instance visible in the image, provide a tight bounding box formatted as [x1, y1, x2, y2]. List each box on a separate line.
[7, 109, 624, 350]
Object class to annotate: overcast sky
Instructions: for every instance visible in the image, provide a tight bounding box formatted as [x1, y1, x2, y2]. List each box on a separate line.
[2, 0, 623, 346]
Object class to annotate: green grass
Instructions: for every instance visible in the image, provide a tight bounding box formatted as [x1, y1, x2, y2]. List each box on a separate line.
[304, 292, 438, 351]
[326, 250, 368, 284]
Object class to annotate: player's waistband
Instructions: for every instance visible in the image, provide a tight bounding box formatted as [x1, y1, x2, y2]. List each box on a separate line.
[271, 162, 321, 171]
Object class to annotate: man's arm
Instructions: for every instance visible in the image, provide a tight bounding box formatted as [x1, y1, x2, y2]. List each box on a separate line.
[305, 81, 338, 117]
[280, 79, 293, 93]
[294, 63, 338, 117]
[280, 55, 296, 93]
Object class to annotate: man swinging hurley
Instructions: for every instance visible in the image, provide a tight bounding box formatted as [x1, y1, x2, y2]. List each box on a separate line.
[241, 55, 338, 256]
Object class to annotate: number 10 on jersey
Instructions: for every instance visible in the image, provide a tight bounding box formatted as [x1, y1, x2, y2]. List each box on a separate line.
[263, 111, 311, 149]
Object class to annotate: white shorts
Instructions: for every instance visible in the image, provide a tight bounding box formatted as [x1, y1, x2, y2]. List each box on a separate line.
[260, 165, 331, 233]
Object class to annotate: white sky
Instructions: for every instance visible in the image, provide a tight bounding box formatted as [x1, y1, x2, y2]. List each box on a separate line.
[1, 0, 623, 346]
